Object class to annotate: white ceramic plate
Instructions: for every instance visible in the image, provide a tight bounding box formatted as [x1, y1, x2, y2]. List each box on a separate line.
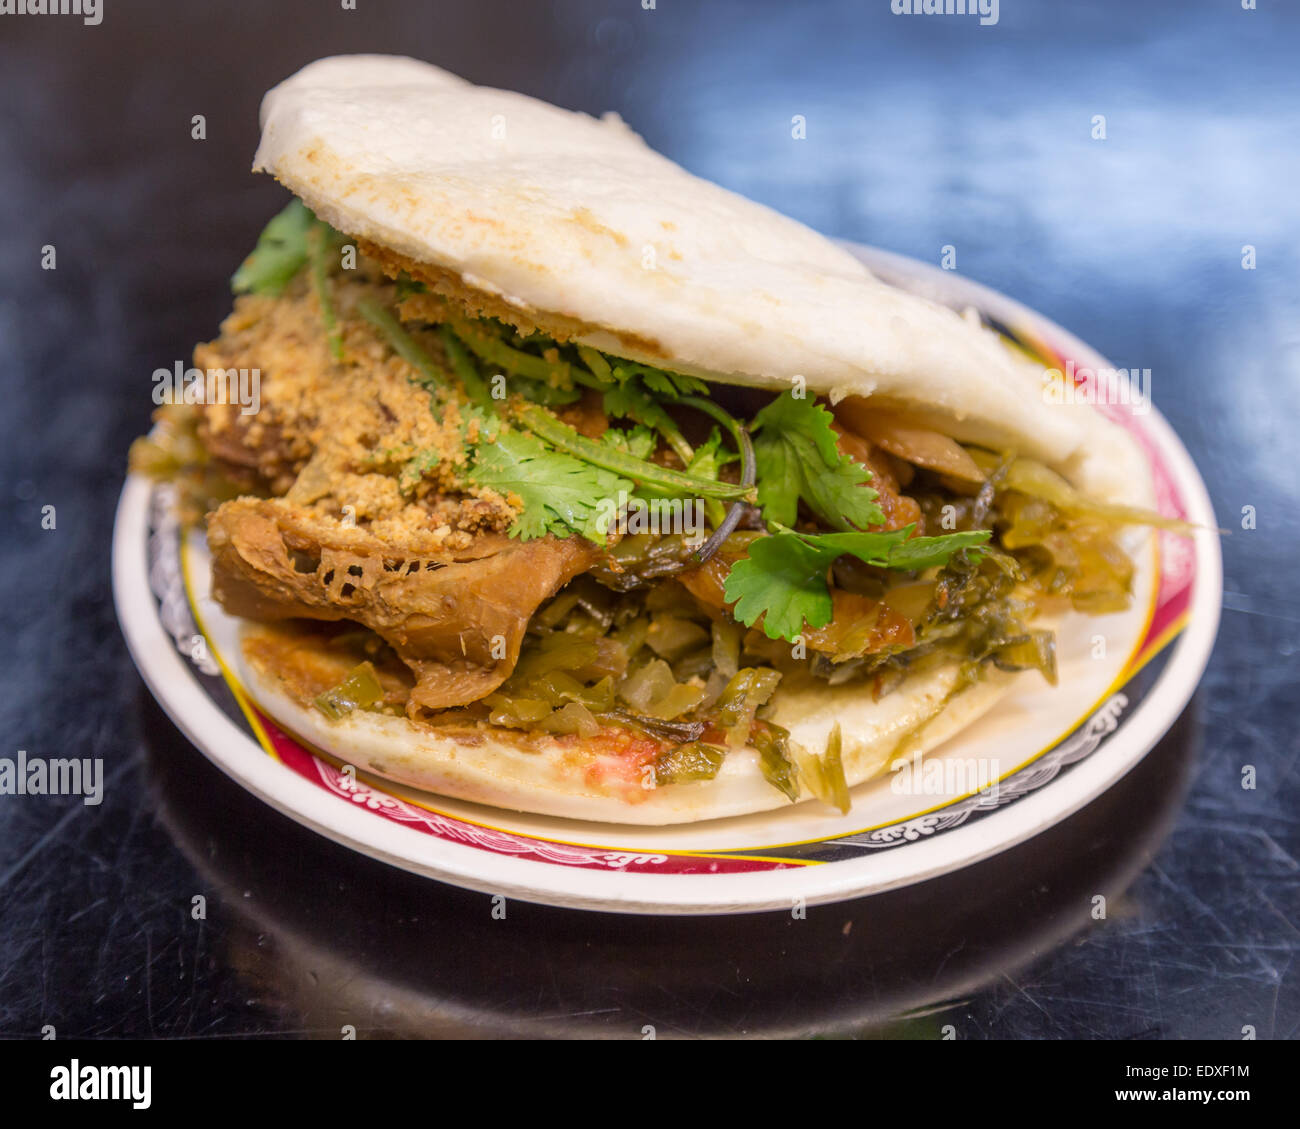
[113, 245, 1221, 914]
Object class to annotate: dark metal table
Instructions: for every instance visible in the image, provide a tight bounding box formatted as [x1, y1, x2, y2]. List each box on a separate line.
[1, 0, 1296, 1039]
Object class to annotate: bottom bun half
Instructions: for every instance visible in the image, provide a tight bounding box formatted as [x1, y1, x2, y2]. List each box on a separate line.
[234, 625, 1015, 826]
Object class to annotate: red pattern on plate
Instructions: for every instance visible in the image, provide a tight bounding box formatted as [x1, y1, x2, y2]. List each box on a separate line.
[255, 709, 800, 874]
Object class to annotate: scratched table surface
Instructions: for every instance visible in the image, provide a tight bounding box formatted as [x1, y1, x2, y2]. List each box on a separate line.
[1, 0, 1297, 1040]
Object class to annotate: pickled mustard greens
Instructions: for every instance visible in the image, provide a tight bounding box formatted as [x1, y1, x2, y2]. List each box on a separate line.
[791, 723, 851, 814]
[483, 579, 793, 759]
[653, 742, 727, 785]
[971, 450, 1194, 534]
[713, 668, 782, 746]
[751, 724, 800, 802]
[314, 662, 384, 721]
[911, 550, 1059, 685]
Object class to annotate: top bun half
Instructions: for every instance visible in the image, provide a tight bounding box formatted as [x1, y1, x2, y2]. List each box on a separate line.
[254, 54, 1147, 505]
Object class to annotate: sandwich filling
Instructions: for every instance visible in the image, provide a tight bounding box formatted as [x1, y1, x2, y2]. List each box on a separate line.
[133, 202, 1173, 803]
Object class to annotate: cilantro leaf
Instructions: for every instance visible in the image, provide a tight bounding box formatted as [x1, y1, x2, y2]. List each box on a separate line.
[723, 526, 992, 641]
[600, 424, 657, 460]
[514, 376, 582, 406]
[231, 200, 318, 297]
[398, 449, 442, 493]
[606, 361, 708, 400]
[751, 392, 884, 531]
[469, 429, 632, 545]
[603, 377, 672, 429]
[725, 534, 843, 640]
[638, 366, 710, 399]
[602, 375, 693, 464]
[684, 426, 736, 481]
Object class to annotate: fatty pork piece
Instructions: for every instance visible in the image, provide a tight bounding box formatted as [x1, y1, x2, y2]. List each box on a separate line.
[207, 498, 598, 713]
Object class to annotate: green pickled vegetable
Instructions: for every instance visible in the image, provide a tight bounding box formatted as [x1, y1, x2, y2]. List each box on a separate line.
[590, 534, 703, 592]
[671, 646, 716, 683]
[968, 449, 1194, 533]
[713, 667, 783, 746]
[314, 662, 383, 721]
[512, 636, 599, 681]
[822, 724, 850, 813]
[601, 709, 706, 743]
[646, 616, 711, 663]
[752, 724, 800, 802]
[793, 724, 850, 814]
[538, 701, 600, 737]
[616, 659, 676, 713]
[533, 591, 581, 630]
[710, 618, 743, 680]
[643, 683, 705, 720]
[654, 742, 727, 785]
[617, 659, 705, 719]
[609, 615, 649, 659]
[486, 696, 552, 728]
[990, 631, 1058, 685]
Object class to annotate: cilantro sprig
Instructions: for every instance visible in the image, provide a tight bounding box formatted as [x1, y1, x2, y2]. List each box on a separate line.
[469, 429, 631, 544]
[515, 403, 751, 502]
[602, 376, 694, 465]
[724, 526, 992, 641]
[231, 200, 348, 359]
[352, 301, 749, 536]
[309, 223, 345, 361]
[357, 299, 446, 392]
[751, 391, 885, 531]
[231, 199, 317, 297]
[600, 424, 657, 460]
[451, 318, 573, 388]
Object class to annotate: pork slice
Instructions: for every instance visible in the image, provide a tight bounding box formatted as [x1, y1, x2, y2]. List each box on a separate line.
[207, 498, 598, 711]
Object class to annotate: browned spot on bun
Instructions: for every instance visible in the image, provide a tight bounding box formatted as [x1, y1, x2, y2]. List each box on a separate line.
[570, 206, 630, 247]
